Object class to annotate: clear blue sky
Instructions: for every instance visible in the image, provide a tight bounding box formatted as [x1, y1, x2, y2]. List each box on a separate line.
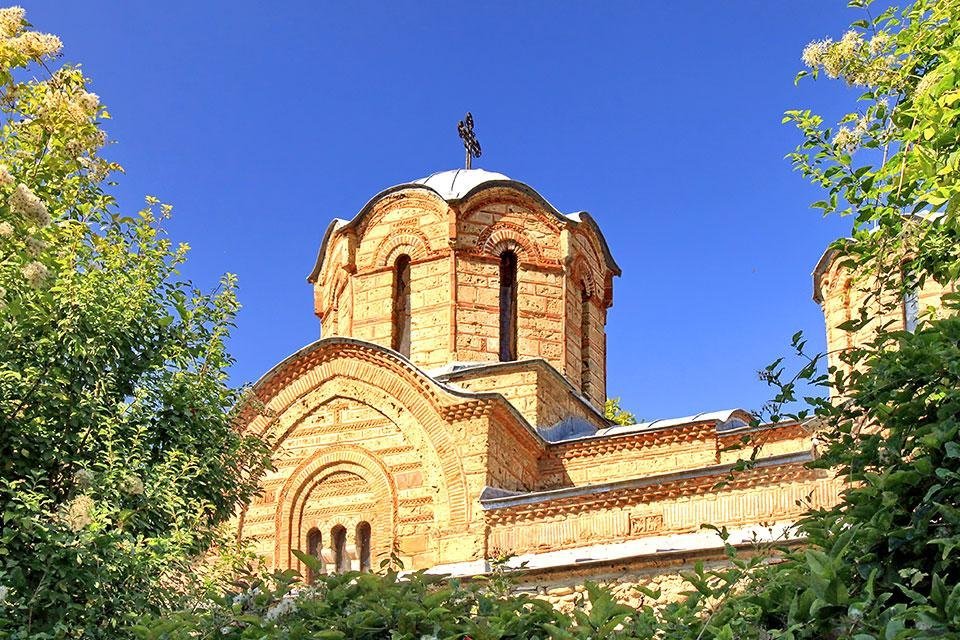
[26, 1, 864, 421]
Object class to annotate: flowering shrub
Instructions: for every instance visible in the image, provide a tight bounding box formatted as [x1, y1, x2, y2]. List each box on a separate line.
[133, 560, 737, 640]
[0, 7, 270, 638]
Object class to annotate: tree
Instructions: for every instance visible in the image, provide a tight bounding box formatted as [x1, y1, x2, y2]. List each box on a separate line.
[0, 8, 269, 637]
[697, 0, 960, 636]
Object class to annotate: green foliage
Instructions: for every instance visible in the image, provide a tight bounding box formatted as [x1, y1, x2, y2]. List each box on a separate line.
[603, 398, 636, 426]
[0, 8, 270, 638]
[138, 557, 776, 640]
[715, 0, 960, 636]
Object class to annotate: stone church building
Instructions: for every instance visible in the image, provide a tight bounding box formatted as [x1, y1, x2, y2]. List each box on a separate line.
[235, 168, 851, 597]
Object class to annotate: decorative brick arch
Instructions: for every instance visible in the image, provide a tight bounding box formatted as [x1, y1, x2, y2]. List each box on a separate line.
[274, 445, 396, 570]
[478, 223, 541, 262]
[349, 188, 449, 242]
[319, 267, 352, 327]
[371, 229, 431, 268]
[568, 255, 601, 302]
[242, 341, 472, 536]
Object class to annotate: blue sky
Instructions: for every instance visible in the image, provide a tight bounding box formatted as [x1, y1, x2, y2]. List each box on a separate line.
[26, 1, 865, 421]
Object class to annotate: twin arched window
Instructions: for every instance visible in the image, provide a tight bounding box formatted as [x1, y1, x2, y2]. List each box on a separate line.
[391, 250, 519, 361]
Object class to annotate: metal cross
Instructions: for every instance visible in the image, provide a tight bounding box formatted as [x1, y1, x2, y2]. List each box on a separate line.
[457, 112, 482, 169]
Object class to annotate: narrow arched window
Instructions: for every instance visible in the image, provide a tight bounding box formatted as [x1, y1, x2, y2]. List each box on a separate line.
[499, 251, 518, 361]
[580, 287, 592, 398]
[306, 528, 322, 582]
[392, 255, 411, 357]
[331, 524, 349, 573]
[356, 522, 371, 572]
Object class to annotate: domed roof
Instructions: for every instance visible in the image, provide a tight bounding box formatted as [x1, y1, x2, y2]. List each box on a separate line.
[413, 169, 511, 200]
[307, 167, 621, 283]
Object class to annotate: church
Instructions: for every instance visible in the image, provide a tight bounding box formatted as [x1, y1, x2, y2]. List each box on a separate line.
[234, 160, 851, 602]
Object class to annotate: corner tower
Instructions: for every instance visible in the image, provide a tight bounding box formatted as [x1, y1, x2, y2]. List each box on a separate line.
[307, 169, 620, 409]
[813, 242, 956, 388]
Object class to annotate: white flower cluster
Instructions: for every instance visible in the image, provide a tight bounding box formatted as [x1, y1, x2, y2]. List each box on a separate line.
[9, 183, 50, 227]
[0, 165, 13, 187]
[39, 87, 99, 126]
[120, 474, 144, 496]
[801, 30, 898, 86]
[832, 116, 871, 155]
[0, 221, 12, 238]
[74, 468, 95, 489]
[26, 236, 45, 257]
[21, 260, 49, 288]
[0, 7, 61, 60]
[801, 40, 831, 69]
[264, 595, 298, 622]
[230, 586, 261, 610]
[78, 91, 99, 115]
[0, 584, 9, 605]
[0, 7, 24, 39]
[8, 31, 62, 59]
[62, 494, 94, 532]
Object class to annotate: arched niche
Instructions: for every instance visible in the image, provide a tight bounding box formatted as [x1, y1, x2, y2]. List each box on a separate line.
[274, 445, 395, 571]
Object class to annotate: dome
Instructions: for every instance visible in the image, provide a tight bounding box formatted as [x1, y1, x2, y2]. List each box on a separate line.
[413, 168, 511, 200]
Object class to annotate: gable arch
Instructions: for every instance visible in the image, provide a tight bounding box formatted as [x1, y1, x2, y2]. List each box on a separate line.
[241, 340, 472, 536]
[458, 191, 563, 266]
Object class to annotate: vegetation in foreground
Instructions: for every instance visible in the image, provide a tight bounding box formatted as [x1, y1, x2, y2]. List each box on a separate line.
[2, 0, 960, 637]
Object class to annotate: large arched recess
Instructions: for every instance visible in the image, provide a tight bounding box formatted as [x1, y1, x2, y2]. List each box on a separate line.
[274, 445, 395, 570]
[238, 339, 474, 544]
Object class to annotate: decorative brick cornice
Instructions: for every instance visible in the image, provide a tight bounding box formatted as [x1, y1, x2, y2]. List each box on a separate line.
[548, 422, 715, 460]
[482, 452, 820, 524]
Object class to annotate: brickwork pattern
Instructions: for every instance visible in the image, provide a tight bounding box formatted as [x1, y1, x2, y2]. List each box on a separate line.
[235, 176, 859, 603]
[311, 183, 617, 409]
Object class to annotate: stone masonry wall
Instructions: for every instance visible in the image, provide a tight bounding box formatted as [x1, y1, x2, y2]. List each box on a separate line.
[510, 547, 786, 613]
[441, 362, 607, 435]
[485, 464, 842, 559]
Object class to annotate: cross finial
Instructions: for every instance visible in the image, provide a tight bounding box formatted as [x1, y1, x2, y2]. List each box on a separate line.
[457, 112, 482, 170]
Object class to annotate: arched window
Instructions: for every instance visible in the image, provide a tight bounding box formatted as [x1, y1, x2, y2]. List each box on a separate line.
[331, 524, 349, 573]
[392, 255, 411, 357]
[580, 287, 591, 398]
[356, 522, 371, 572]
[306, 528, 323, 582]
[499, 251, 518, 361]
